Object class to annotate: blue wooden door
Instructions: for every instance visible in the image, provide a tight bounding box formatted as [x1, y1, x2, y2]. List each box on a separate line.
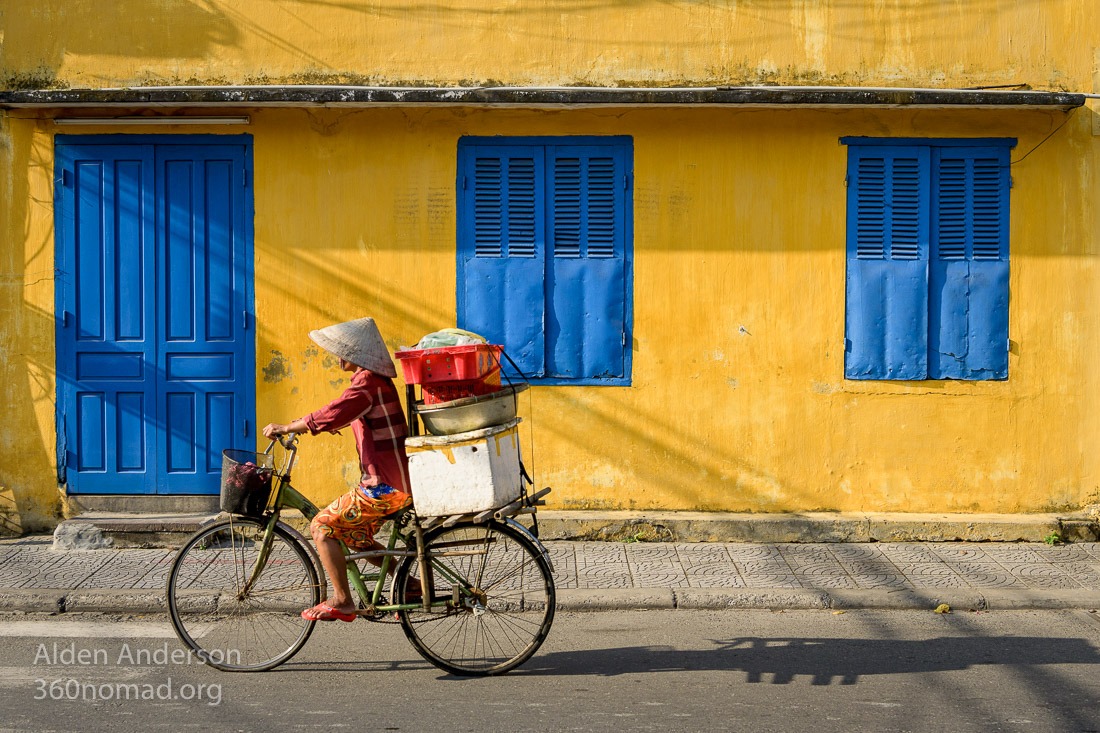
[56, 136, 255, 495]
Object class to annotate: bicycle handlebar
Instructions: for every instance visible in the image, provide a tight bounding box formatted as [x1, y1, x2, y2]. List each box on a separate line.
[262, 433, 299, 455]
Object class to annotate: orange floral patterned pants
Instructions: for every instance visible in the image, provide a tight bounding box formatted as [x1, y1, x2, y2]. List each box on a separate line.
[310, 484, 412, 550]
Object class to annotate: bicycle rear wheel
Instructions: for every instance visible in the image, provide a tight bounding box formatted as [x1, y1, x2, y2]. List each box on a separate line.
[394, 520, 555, 676]
[167, 517, 322, 672]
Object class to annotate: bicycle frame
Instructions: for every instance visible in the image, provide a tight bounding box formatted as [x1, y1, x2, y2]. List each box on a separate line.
[247, 436, 498, 617]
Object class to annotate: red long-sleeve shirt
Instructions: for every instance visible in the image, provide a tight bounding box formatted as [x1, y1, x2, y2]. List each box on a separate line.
[301, 369, 410, 492]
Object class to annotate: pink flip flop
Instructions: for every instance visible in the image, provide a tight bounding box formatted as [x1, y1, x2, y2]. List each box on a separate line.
[301, 602, 356, 622]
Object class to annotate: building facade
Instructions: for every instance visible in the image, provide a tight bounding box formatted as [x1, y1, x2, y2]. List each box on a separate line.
[1, 2, 1098, 531]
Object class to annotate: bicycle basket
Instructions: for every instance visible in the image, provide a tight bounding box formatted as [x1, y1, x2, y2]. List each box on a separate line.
[220, 449, 276, 517]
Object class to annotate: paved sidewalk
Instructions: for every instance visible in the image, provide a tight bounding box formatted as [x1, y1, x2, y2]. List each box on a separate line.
[2, 534, 1100, 613]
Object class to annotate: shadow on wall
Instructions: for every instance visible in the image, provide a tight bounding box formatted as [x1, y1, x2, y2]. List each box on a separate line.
[0, 121, 62, 533]
[0, 0, 237, 88]
[0, 0, 1057, 89]
[0, 486, 22, 536]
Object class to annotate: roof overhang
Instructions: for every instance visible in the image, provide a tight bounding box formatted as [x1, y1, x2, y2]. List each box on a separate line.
[0, 85, 1087, 111]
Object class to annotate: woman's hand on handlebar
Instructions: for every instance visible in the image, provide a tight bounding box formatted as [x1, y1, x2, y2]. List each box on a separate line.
[262, 419, 307, 440]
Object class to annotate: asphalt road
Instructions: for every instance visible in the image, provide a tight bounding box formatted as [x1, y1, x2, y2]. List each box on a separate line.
[1, 609, 1099, 733]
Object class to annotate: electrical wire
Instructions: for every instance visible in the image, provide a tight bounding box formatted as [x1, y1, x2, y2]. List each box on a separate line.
[1011, 114, 1073, 165]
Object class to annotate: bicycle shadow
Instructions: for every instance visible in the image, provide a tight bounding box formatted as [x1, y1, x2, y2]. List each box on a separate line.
[511, 634, 1100, 684]
[278, 634, 1100, 685]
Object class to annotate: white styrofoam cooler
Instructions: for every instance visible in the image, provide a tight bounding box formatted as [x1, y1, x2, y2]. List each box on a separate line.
[406, 418, 522, 517]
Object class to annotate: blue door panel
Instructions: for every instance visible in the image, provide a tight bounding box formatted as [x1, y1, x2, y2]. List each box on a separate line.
[929, 260, 1010, 379]
[117, 393, 147, 472]
[156, 144, 251, 494]
[846, 259, 929, 380]
[548, 258, 625, 379]
[57, 136, 254, 495]
[463, 257, 546, 377]
[458, 146, 548, 377]
[546, 145, 627, 380]
[928, 259, 970, 379]
[930, 146, 1011, 381]
[76, 393, 106, 472]
[58, 145, 157, 493]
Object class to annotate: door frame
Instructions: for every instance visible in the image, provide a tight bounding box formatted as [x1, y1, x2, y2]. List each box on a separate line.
[54, 133, 256, 495]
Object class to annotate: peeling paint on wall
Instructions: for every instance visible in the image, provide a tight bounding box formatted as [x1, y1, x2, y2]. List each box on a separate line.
[262, 350, 293, 383]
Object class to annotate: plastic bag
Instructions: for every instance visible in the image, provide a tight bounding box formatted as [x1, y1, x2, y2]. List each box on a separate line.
[414, 328, 487, 349]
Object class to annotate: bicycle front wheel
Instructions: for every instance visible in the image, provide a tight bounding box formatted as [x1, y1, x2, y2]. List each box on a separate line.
[394, 520, 555, 676]
[167, 517, 322, 672]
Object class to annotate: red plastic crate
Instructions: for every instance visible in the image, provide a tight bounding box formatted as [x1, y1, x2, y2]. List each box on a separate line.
[421, 368, 502, 405]
[397, 344, 502, 385]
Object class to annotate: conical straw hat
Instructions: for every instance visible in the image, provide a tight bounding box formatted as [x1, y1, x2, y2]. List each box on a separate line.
[309, 317, 396, 377]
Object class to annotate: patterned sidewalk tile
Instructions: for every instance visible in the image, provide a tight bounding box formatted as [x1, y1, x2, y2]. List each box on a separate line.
[1, 549, 115, 589]
[79, 550, 175, 590]
[1032, 545, 1097, 563]
[674, 544, 733, 567]
[891, 563, 966, 588]
[739, 559, 796, 575]
[628, 561, 688, 587]
[850, 573, 911, 589]
[735, 564, 800, 588]
[929, 545, 992, 563]
[829, 544, 887, 562]
[623, 543, 678, 562]
[878, 545, 942, 564]
[1048, 562, 1100, 588]
[843, 558, 904, 575]
[574, 543, 627, 566]
[575, 565, 633, 589]
[544, 544, 578, 583]
[795, 577, 860, 590]
[778, 545, 838, 568]
[1001, 565, 1083, 589]
[684, 562, 746, 588]
[949, 562, 1028, 588]
[840, 559, 910, 588]
[723, 545, 783, 562]
[982, 546, 1047, 564]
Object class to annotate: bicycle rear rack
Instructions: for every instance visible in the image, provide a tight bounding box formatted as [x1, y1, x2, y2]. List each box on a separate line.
[419, 486, 551, 530]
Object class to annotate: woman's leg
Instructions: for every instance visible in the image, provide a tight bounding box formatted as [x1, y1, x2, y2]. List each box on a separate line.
[312, 525, 356, 613]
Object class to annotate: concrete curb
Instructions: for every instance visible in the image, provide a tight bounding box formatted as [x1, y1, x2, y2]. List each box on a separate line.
[47, 509, 1100, 548]
[537, 510, 1098, 544]
[5, 588, 1100, 616]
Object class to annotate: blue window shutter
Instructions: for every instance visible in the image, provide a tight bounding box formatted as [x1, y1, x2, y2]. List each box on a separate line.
[546, 145, 628, 379]
[458, 146, 547, 376]
[930, 147, 1010, 379]
[845, 145, 930, 379]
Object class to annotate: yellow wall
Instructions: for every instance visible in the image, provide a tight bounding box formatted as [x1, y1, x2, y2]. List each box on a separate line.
[2, 1, 1099, 524]
[5, 102, 1095, 521]
[276, 105, 1100, 513]
[0, 1, 1096, 91]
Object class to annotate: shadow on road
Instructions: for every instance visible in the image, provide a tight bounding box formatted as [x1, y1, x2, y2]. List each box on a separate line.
[282, 635, 1100, 686]
[514, 635, 1100, 685]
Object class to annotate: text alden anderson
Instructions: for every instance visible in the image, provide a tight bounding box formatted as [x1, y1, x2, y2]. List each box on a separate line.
[34, 642, 240, 666]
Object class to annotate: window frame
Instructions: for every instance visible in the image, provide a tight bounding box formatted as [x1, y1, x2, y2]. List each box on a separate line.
[841, 136, 1016, 382]
[456, 135, 634, 386]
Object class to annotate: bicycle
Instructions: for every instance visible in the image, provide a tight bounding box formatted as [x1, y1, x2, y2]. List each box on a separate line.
[165, 434, 555, 676]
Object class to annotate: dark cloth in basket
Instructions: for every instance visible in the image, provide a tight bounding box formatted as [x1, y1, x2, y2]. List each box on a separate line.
[221, 458, 274, 516]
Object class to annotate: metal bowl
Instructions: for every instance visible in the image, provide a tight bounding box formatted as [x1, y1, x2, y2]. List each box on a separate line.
[415, 383, 529, 435]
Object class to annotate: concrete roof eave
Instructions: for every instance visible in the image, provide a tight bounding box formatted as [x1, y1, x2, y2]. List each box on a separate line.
[0, 85, 1087, 111]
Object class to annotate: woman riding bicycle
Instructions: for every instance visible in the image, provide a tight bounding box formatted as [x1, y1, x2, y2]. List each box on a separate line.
[262, 316, 412, 622]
